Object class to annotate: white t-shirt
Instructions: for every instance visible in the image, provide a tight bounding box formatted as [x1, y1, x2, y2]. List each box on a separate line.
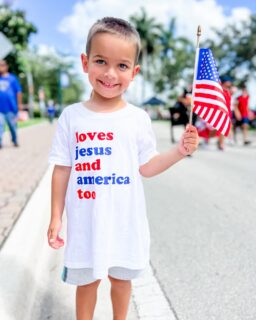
[49, 102, 158, 279]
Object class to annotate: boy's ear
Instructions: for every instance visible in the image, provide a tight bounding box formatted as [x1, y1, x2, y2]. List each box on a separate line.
[81, 53, 89, 73]
[131, 64, 140, 80]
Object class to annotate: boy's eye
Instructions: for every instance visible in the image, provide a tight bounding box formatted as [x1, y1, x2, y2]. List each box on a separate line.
[119, 63, 128, 70]
[95, 59, 106, 65]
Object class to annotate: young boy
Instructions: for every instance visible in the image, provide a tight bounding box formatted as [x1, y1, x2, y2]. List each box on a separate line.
[47, 17, 199, 320]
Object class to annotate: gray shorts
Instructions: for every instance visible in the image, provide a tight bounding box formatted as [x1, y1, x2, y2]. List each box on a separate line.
[62, 266, 145, 286]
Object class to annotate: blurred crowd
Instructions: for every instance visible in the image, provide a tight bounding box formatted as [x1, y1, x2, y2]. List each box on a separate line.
[170, 77, 255, 151]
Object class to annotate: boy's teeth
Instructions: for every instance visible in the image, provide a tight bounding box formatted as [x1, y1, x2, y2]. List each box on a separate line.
[101, 81, 115, 87]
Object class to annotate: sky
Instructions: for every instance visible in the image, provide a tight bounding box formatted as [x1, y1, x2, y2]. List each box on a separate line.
[1, 0, 256, 104]
[5, 0, 255, 54]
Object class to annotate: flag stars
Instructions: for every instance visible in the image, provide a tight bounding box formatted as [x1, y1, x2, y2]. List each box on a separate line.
[197, 48, 220, 82]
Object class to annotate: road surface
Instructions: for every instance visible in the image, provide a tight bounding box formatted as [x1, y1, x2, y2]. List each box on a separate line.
[144, 121, 256, 320]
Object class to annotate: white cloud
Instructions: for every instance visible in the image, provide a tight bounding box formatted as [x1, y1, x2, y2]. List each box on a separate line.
[36, 44, 59, 56]
[226, 7, 251, 31]
[58, 0, 251, 53]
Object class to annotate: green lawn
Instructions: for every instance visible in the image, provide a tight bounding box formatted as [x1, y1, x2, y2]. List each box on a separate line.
[17, 118, 47, 128]
[3, 118, 47, 131]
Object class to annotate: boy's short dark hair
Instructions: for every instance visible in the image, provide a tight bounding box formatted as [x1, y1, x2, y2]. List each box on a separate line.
[86, 17, 141, 64]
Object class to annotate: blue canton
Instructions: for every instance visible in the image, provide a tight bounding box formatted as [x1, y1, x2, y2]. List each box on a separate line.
[196, 48, 220, 82]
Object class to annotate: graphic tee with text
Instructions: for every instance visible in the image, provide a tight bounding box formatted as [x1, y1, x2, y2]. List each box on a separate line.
[49, 103, 158, 279]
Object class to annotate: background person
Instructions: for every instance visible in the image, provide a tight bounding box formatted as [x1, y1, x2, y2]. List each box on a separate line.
[217, 76, 232, 150]
[234, 86, 251, 145]
[0, 59, 22, 148]
[47, 99, 56, 124]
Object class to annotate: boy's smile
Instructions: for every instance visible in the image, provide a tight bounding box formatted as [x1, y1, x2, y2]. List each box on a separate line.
[98, 80, 118, 89]
[81, 33, 140, 104]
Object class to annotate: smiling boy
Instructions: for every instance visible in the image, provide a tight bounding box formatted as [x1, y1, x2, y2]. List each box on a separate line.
[47, 17, 199, 320]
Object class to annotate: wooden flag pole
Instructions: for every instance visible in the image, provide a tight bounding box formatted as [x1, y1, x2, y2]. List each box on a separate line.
[196, 25, 201, 48]
[189, 25, 202, 125]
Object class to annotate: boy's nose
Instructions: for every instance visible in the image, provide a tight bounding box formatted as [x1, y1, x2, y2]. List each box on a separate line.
[104, 67, 116, 79]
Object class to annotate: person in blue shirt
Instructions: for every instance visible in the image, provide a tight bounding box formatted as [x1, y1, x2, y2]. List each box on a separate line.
[0, 59, 22, 148]
[47, 100, 56, 124]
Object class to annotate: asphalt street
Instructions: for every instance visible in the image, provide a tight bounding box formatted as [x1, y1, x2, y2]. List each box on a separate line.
[144, 122, 256, 320]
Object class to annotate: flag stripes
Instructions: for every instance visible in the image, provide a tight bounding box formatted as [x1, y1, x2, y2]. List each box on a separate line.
[194, 104, 231, 136]
[192, 49, 231, 136]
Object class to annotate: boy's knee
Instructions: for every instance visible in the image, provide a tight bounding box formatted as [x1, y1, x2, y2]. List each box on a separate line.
[77, 279, 101, 290]
[108, 275, 131, 288]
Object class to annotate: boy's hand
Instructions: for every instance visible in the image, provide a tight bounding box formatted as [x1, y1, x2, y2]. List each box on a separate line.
[47, 219, 64, 249]
[178, 124, 199, 156]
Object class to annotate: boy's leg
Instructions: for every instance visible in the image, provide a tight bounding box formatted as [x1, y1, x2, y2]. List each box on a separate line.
[108, 275, 132, 320]
[76, 279, 101, 320]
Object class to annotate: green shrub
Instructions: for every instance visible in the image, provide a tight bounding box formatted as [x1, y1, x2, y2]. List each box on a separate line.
[33, 109, 41, 118]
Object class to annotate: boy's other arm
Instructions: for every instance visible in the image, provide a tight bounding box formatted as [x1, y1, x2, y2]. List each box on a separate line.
[47, 165, 71, 249]
[139, 125, 198, 178]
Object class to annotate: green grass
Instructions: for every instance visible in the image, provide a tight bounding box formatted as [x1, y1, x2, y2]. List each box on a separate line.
[3, 118, 47, 131]
[17, 118, 47, 129]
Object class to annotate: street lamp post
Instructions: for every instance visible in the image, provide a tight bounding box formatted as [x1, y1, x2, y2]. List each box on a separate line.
[57, 68, 63, 112]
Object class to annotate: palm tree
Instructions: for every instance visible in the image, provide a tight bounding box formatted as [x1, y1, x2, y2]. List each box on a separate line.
[130, 8, 162, 102]
[154, 18, 194, 97]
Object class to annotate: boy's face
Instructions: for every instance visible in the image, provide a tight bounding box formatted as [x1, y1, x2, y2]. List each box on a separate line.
[81, 33, 140, 100]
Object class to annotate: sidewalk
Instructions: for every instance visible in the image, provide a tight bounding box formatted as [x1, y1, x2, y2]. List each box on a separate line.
[0, 120, 176, 319]
[0, 120, 56, 248]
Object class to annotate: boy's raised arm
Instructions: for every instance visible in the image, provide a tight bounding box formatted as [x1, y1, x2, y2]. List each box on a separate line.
[139, 147, 185, 178]
[47, 165, 71, 249]
[139, 125, 199, 178]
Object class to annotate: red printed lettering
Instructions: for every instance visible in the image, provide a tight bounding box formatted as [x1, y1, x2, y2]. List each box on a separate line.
[77, 189, 96, 199]
[106, 132, 114, 140]
[76, 132, 114, 142]
[97, 132, 106, 140]
[87, 132, 97, 140]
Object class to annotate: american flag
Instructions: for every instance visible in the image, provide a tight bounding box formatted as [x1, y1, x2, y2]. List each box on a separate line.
[192, 48, 231, 136]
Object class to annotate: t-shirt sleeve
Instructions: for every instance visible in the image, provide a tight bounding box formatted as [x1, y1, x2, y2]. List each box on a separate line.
[11, 75, 22, 94]
[138, 112, 159, 166]
[48, 110, 72, 166]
